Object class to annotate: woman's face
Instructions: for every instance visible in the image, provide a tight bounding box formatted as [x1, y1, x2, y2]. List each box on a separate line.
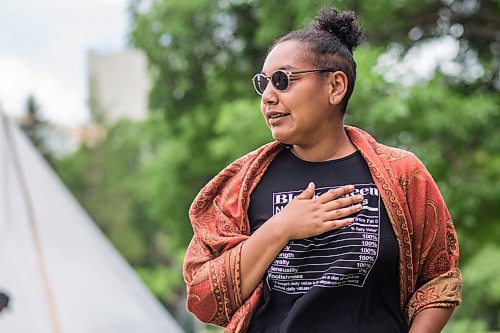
[259, 40, 337, 146]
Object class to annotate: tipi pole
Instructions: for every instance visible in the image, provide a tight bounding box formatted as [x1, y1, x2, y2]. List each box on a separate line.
[1, 113, 62, 333]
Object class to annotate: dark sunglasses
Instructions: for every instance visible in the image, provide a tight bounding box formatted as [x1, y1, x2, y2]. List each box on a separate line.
[251, 68, 336, 95]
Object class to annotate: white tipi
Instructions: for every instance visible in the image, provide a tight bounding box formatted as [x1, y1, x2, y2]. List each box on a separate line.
[0, 113, 184, 333]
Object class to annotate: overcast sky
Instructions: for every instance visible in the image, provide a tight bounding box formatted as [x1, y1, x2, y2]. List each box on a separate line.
[0, 0, 129, 126]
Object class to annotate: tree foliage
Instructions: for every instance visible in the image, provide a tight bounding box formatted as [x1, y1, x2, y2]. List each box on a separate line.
[52, 0, 500, 331]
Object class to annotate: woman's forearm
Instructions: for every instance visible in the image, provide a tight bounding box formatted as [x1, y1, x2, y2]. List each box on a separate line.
[409, 307, 454, 333]
[240, 215, 288, 301]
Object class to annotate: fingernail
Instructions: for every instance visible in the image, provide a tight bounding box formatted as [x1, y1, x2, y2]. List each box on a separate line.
[348, 185, 355, 190]
[308, 182, 315, 188]
[357, 195, 363, 200]
[356, 204, 362, 209]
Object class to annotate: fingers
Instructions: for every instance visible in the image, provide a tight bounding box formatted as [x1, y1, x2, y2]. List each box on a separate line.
[323, 218, 355, 231]
[323, 203, 362, 221]
[295, 182, 316, 200]
[317, 185, 355, 204]
[323, 194, 363, 212]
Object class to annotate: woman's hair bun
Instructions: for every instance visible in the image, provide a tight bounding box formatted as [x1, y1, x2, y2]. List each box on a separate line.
[314, 8, 364, 52]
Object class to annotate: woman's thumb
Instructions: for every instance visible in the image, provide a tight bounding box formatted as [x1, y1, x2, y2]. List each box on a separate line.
[296, 182, 315, 199]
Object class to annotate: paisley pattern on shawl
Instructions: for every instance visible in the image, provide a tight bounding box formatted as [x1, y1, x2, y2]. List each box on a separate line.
[183, 126, 462, 332]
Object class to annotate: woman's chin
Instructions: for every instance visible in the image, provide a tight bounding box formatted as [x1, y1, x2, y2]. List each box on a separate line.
[271, 129, 292, 143]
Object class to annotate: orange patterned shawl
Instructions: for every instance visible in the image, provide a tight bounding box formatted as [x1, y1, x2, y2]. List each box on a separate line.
[183, 126, 462, 332]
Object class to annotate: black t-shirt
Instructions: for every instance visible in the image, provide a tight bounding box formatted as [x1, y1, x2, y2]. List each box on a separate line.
[247, 148, 407, 333]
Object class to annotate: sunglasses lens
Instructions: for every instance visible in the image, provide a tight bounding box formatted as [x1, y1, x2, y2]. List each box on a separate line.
[252, 71, 290, 95]
[252, 74, 267, 95]
[271, 71, 289, 91]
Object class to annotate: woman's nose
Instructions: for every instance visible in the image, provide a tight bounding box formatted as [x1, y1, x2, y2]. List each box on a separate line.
[261, 83, 278, 105]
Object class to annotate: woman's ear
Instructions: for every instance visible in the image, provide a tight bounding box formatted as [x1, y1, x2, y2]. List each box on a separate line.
[328, 71, 348, 106]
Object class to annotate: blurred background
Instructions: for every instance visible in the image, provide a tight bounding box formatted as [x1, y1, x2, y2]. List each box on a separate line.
[1, 0, 499, 332]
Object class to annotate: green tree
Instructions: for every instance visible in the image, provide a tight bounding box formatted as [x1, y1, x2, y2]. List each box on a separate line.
[56, 119, 153, 265]
[20, 95, 54, 161]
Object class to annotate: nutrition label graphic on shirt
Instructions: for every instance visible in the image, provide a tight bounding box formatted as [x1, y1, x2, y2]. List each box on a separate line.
[267, 184, 381, 294]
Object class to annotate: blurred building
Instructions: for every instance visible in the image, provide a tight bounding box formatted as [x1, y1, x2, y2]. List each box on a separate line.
[87, 49, 150, 123]
[2, 49, 150, 156]
[11, 111, 105, 156]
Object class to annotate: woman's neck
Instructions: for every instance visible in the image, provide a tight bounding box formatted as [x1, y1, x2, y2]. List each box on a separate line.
[290, 125, 357, 162]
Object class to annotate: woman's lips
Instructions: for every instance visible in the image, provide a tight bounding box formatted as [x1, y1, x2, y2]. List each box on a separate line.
[267, 111, 290, 125]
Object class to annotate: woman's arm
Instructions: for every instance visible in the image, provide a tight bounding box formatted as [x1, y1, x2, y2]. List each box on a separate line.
[399, 153, 462, 324]
[409, 307, 454, 333]
[240, 182, 363, 301]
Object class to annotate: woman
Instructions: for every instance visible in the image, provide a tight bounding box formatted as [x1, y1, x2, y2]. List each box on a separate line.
[184, 8, 461, 333]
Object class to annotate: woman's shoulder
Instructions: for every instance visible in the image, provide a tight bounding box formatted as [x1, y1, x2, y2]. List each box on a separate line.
[346, 126, 422, 169]
[227, 141, 284, 170]
[197, 141, 283, 195]
[374, 142, 430, 178]
[374, 142, 416, 163]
